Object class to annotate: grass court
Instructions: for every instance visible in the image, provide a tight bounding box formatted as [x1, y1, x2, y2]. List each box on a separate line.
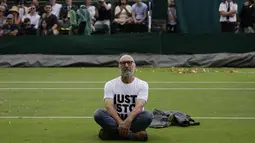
[0, 68, 255, 143]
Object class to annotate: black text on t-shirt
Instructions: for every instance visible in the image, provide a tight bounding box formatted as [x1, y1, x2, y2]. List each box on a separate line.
[114, 94, 137, 119]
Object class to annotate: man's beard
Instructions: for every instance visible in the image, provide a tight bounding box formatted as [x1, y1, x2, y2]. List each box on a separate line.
[121, 69, 134, 78]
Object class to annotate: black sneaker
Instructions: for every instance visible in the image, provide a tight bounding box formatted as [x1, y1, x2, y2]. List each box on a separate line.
[98, 129, 120, 140]
[99, 129, 112, 140]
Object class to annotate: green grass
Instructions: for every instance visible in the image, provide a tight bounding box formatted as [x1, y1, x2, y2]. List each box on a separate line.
[0, 68, 255, 143]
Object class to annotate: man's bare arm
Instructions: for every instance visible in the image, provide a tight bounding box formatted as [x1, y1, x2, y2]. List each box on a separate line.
[138, 11, 147, 23]
[219, 9, 236, 17]
[219, 10, 230, 16]
[125, 99, 146, 123]
[132, 11, 137, 22]
[104, 98, 123, 124]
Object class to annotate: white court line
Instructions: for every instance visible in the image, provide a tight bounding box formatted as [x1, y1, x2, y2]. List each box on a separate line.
[0, 116, 255, 120]
[0, 81, 254, 84]
[0, 87, 255, 90]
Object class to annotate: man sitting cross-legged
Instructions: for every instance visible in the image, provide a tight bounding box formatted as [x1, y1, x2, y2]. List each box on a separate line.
[94, 54, 153, 141]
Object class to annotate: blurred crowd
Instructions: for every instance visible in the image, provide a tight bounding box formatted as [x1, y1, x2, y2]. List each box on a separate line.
[0, 0, 156, 36]
[0, 0, 254, 36]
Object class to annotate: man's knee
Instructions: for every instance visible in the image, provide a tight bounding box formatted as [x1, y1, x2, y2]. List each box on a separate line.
[139, 110, 153, 125]
[94, 109, 119, 132]
[94, 109, 105, 123]
[130, 110, 153, 133]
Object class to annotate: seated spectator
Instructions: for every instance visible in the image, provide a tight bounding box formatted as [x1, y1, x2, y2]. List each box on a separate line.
[86, 0, 97, 25]
[18, 2, 29, 20]
[66, 6, 78, 35]
[94, 0, 111, 34]
[0, 6, 4, 36]
[19, 17, 37, 35]
[41, 2, 59, 35]
[112, 0, 132, 33]
[38, 20, 49, 36]
[60, 0, 73, 21]
[115, 0, 132, 24]
[167, 0, 177, 33]
[31, 0, 44, 16]
[59, 16, 71, 35]
[9, 6, 21, 24]
[76, 5, 93, 35]
[22, 3, 40, 29]
[0, 5, 4, 36]
[58, 6, 77, 35]
[131, 0, 148, 32]
[2, 14, 20, 36]
[219, 0, 238, 33]
[0, 0, 7, 12]
[51, 0, 62, 19]
[239, 0, 255, 33]
[0, 5, 5, 26]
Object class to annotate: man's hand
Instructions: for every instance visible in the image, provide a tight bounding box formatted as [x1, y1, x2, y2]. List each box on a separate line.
[230, 13, 235, 17]
[42, 13, 47, 19]
[102, 2, 111, 10]
[118, 120, 131, 137]
[120, 7, 123, 12]
[9, 30, 18, 36]
[123, 6, 128, 12]
[135, 20, 141, 24]
[103, 2, 108, 8]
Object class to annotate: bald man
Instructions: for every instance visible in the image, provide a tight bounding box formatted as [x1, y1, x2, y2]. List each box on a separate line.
[94, 55, 152, 141]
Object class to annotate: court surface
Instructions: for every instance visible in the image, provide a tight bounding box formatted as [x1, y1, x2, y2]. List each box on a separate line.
[0, 68, 255, 143]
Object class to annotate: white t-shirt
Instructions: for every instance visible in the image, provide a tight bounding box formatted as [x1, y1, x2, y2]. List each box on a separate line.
[87, 5, 96, 19]
[22, 13, 41, 29]
[115, 5, 132, 19]
[219, 1, 238, 22]
[104, 76, 149, 119]
[51, 3, 62, 18]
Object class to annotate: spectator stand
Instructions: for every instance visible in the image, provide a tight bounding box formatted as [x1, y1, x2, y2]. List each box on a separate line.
[109, 0, 150, 34]
[4, 0, 153, 35]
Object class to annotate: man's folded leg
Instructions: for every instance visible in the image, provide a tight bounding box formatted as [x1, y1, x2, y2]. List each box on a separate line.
[94, 109, 128, 140]
[129, 110, 153, 141]
[94, 109, 153, 141]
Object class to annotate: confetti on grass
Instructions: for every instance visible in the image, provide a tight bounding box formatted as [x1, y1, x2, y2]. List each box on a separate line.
[136, 68, 240, 74]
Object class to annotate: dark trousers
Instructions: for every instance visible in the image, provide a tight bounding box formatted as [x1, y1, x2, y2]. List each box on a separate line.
[111, 23, 132, 34]
[78, 22, 87, 35]
[131, 23, 148, 33]
[94, 109, 152, 140]
[221, 22, 236, 33]
[112, 23, 147, 33]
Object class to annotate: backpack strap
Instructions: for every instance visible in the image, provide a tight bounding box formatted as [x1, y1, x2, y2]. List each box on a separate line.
[186, 115, 200, 126]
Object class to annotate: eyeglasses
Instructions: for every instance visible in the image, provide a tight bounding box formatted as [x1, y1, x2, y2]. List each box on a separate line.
[119, 61, 134, 66]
